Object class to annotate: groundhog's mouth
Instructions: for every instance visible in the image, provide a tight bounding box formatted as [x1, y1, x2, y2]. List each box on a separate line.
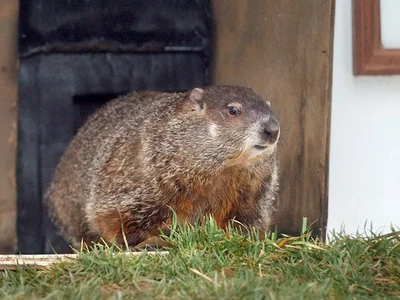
[253, 145, 269, 150]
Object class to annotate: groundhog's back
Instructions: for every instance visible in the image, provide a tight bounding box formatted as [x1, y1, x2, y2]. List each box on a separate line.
[46, 92, 183, 246]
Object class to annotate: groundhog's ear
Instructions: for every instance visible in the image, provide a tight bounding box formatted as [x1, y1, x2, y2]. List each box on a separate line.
[266, 100, 271, 107]
[182, 88, 206, 113]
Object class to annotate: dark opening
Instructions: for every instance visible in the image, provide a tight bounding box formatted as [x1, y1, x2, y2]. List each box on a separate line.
[73, 93, 126, 133]
[17, 0, 212, 254]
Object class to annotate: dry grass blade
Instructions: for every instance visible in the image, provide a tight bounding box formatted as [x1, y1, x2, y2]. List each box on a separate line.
[189, 268, 221, 287]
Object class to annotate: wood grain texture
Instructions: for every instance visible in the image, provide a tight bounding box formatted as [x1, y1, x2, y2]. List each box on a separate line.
[0, 0, 19, 253]
[353, 0, 400, 75]
[212, 0, 335, 237]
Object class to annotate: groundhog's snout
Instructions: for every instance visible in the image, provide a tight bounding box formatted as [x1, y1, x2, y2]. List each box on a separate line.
[262, 118, 280, 144]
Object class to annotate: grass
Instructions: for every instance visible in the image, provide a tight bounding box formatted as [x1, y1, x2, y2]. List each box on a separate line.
[1, 217, 400, 300]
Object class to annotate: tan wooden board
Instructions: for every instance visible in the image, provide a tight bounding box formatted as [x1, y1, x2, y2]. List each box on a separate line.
[212, 0, 335, 237]
[0, 0, 19, 253]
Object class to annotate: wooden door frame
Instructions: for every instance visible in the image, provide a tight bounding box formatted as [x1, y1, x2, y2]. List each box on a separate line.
[0, 0, 19, 254]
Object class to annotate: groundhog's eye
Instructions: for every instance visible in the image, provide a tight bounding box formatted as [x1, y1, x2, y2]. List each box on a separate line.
[228, 106, 241, 117]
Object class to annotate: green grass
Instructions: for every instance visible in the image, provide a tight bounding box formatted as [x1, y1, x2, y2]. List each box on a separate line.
[1, 217, 400, 299]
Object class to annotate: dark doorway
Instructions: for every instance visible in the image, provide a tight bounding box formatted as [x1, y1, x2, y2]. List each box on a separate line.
[17, 0, 212, 254]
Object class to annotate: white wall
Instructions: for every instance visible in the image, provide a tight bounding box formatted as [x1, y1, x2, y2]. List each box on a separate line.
[328, 0, 400, 234]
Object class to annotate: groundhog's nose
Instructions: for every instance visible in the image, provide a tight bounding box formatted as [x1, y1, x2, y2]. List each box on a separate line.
[263, 120, 280, 144]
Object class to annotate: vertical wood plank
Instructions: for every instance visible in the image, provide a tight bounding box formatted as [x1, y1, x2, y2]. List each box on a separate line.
[212, 0, 335, 237]
[17, 58, 45, 253]
[0, 0, 19, 253]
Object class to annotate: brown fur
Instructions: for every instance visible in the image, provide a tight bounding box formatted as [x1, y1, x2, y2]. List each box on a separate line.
[46, 86, 280, 248]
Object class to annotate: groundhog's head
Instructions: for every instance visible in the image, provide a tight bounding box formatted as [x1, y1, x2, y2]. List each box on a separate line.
[179, 86, 280, 167]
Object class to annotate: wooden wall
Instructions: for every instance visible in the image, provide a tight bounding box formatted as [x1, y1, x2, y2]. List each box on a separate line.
[212, 0, 335, 237]
[0, 0, 19, 253]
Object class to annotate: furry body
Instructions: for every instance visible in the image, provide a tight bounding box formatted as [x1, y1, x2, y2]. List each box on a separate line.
[47, 86, 280, 248]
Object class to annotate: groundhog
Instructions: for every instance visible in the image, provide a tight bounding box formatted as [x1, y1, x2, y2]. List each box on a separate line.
[46, 86, 280, 248]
